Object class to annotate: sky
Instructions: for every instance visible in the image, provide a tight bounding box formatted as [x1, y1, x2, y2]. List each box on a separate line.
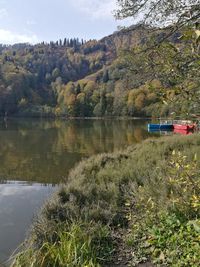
[0, 0, 133, 45]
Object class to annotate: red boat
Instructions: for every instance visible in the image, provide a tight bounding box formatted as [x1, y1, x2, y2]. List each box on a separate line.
[173, 124, 195, 131]
[173, 129, 193, 135]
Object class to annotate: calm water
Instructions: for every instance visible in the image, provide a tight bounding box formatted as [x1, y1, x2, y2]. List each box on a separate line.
[0, 118, 152, 265]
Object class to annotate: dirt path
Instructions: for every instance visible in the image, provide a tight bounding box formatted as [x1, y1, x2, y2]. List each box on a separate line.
[104, 229, 155, 267]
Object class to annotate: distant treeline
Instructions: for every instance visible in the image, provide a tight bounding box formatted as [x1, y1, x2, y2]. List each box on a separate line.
[0, 25, 198, 118]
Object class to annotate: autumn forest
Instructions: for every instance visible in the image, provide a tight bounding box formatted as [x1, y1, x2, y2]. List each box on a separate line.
[1, 23, 199, 118]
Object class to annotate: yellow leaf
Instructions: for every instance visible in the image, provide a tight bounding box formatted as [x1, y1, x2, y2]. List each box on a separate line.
[159, 251, 165, 261]
[195, 30, 200, 38]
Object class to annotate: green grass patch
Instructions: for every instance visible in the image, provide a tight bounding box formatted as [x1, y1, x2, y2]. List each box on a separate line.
[127, 214, 200, 266]
[13, 222, 113, 267]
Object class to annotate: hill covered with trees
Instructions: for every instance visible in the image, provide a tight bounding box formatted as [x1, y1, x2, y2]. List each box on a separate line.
[0, 24, 199, 117]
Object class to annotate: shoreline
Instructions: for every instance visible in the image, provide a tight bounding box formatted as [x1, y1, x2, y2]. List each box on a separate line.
[0, 115, 151, 120]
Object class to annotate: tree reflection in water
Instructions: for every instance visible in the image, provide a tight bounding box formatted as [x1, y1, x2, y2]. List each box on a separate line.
[0, 118, 152, 184]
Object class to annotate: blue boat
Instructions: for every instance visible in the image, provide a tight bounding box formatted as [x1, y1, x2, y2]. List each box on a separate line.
[148, 123, 174, 131]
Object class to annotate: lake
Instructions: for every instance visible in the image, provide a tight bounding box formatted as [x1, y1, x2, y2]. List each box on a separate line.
[0, 118, 152, 265]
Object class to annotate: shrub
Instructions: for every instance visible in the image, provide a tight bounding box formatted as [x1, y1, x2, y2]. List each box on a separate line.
[127, 150, 200, 266]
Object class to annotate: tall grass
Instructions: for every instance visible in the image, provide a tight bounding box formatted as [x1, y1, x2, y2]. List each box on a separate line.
[13, 222, 113, 267]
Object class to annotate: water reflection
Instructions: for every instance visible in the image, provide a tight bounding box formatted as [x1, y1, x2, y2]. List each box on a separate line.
[0, 119, 150, 184]
[0, 182, 54, 265]
[0, 118, 152, 264]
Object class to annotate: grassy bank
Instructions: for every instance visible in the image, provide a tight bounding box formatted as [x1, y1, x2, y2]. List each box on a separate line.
[13, 134, 200, 267]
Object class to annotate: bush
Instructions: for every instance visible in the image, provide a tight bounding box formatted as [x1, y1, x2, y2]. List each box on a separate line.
[127, 150, 200, 266]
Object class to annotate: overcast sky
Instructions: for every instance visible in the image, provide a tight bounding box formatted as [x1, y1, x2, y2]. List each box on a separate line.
[0, 0, 133, 45]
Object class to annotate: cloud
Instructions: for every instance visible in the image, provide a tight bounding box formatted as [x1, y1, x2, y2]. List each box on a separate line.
[0, 186, 32, 198]
[0, 182, 43, 198]
[0, 8, 7, 19]
[0, 28, 39, 44]
[70, 0, 116, 20]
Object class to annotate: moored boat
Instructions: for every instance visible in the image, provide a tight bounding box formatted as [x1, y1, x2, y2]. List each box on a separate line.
[148, 123, 174, 131]
[173, 122, 195, 131]
[173, 128, 193, 135]
[148, 118, 199, 133]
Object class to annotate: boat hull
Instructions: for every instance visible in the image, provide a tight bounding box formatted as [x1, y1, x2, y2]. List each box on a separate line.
[174, 129, 193, 135]
[148, 124, 174, 131]
[173, 124, 194, 131]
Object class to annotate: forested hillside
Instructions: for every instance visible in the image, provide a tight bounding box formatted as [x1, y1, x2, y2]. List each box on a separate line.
[0, 25, 199, 117]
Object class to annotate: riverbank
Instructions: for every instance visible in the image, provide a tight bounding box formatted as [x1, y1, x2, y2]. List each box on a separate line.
[13, 134, 200, 266]
[0, 115, 151, 121]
